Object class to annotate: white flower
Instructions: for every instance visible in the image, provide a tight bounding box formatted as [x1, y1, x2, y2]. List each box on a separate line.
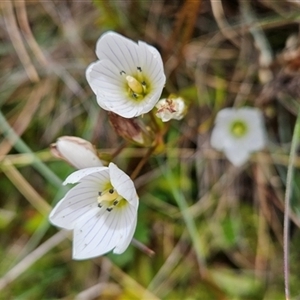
[50, 136, 103, 169]
[155, 97, 186, 122]
[49, 162, 139, 260]
[86, 31, 166, 118]
[210, 107, 266, 166]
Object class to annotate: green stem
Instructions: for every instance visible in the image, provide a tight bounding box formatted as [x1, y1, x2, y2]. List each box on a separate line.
[283, 109, 300, 300]
[149, 109, 161, 133]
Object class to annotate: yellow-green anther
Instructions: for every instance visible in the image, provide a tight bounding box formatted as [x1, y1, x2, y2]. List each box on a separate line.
[126, 75, 144, 94]
[97, 189, 119, 204]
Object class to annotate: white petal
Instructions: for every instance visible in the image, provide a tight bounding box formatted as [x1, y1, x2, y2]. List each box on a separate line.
[238, 109, 266, 151]
[96, 81, 164, 118]
[112, 96, 152, 118]
[63, 167, 108, 185]
[156, 110, 173, 122]
[116, 89, 164, 118]
[49, 181, 99, 230]
[155, 98, 167, 108]
[72, 205, 136, 259]
[234, 129, 265, 152]
[214, 108, 236, 124]
[237, 107, 263, 122]
[87, 60, 148, 118]
[86, 63, 99, 95]
[98, 95, 138, 118]
[139, 90, 164, 113]
[138, 41, 162, 61]
[95, 31, 140, 75]
[113, 210, 137, 254]
[210, 124, 227, 150]
[108, 163, 139, 207]
[138, 41, 165, 87]
[86, 59, 126, 96]
[174, 98, 185, 120]
[224, 146, 250, 167]
[95, 95, 110, 111]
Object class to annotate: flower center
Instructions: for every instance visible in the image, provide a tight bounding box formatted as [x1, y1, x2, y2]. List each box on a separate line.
[126, 76, 144, 94]
[121, 67, 147, 101]
[97, 187, 124, 212]
[230, 120, 248, 138]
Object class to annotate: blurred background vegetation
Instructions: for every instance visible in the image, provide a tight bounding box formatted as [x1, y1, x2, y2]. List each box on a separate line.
[1, 0, 300, 299]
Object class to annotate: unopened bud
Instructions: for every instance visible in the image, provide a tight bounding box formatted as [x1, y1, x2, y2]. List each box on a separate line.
[50, 136, 103, 169]
[108, 112, 153, 146]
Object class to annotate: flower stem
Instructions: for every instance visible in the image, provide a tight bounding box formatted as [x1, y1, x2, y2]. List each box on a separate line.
[130, 146, 155, 180]
[149, 109, 161, 132]
[284, 108, 300, 300]
[130, 110, 168, 180]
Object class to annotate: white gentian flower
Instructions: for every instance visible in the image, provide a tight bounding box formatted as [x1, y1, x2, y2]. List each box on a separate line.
[155, 96, 186, 122]
[49, 162, 139, 260]
[50, 136, 103, 169]
[210, 107, 266, 166]
[86, 31, 166, 118]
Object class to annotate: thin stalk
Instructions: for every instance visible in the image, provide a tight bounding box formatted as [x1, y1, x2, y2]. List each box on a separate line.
[130, 146, 155, 180]
[283, 109, 300, 300]
[149, 109, 161, 133]
[131, 238, 155, 257]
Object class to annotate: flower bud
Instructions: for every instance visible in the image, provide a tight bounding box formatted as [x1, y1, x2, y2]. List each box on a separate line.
[108, 112, 153, 146]
[155, 96, 186, 122]
[50, 136, 103, 169]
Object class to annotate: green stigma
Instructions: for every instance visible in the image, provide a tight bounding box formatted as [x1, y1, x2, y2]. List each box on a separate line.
[230, 120, 248, 138]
